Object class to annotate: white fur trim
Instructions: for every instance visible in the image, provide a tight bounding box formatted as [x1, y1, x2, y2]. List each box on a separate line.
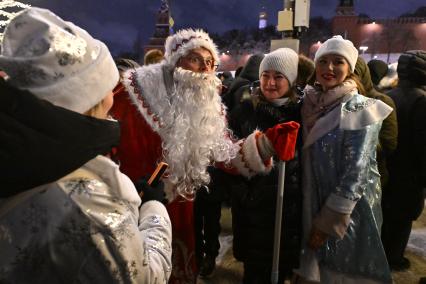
[340, 98, 393, 130]
[122, 65, 226, 135]
[121, 64, 168, 132]
[231, 132, 273, 178]
[325, 193, 357, 214]
[122, 64, 236, 199]
[304, 94, 392, 148]
[164, 29, 219, 67]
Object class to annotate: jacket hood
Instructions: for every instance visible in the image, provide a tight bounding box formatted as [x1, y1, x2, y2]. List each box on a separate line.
[0, 78, 121, 197]
[397, 50, 426, 86]
[238, 53, 265, 82]
[355, 57, 374, 93]
[225, 54, 264, 97]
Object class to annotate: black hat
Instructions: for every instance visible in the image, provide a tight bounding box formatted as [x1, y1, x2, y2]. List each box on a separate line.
[367, 59, 388, 86]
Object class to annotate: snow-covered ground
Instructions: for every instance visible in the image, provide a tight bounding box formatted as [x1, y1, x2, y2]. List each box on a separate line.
[407, 228, 426, 258]
[407, 200, 426, 259]
[217, 235, 233, 264]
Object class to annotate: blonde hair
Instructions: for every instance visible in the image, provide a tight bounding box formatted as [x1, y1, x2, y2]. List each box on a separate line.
[84, 101, 105, 119]
[144, 49, 164, 65]
[346, 73, 366, 96]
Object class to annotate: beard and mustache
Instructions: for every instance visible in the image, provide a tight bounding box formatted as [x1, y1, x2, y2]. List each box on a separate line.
[158, 67, 238, 199]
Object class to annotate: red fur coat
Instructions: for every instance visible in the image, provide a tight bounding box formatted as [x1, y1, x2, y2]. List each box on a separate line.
[111, 89, 197, 283]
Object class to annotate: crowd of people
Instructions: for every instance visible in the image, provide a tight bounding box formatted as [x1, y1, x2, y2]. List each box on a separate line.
[0, 6, 425, 284]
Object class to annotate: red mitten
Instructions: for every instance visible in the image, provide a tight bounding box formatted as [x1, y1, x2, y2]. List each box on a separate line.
[264, 121, 300, 161]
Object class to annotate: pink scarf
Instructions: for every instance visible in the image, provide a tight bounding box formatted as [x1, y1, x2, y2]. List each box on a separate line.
[302, 80, 358, 132]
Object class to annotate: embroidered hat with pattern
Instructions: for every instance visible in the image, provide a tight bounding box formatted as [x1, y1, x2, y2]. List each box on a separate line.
[164, 29, 220, 67]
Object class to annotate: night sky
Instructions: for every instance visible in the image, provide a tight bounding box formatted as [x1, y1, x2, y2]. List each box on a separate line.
[19, 0, 426, 55]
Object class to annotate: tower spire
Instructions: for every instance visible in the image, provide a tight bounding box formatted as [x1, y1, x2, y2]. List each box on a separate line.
[143, 0, 171, 55]
[336, 0, 355, 15]
[259, 1, 267, 29]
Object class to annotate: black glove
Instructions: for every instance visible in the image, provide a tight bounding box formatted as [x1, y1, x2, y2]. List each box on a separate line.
[134, 178, 166, 205]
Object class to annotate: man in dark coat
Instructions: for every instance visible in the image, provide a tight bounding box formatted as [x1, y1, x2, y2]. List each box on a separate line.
[381, 50, 426, 271]
[222, 54, 264, 112]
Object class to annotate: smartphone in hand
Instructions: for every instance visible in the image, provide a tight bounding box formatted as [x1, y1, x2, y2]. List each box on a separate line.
[147, 162, 168, 187]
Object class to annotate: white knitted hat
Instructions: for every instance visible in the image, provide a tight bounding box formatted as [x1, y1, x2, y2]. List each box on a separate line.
[164, 29, 219, 67]
[0, 7, 119, 114]
[314, 35, 358, 72]
[259, 48, 299, 86]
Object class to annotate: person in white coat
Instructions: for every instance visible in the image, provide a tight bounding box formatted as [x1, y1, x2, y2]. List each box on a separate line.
[0, 7, 172, 284]
[295, 36, 393, 283]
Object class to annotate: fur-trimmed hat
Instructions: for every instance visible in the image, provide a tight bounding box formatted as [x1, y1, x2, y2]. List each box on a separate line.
[164, 29, 219, 67]
[314, 35, 358, 72]
[259, 48, 299, 86]
[0, 7, 119, 114]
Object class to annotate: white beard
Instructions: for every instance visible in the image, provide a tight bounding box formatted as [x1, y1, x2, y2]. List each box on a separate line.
[159, 68, 238, 199]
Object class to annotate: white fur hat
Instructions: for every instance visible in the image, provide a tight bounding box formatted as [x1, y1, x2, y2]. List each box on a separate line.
[259, 48, 299, 86]
[164, 29, 220, 67]
[0, 7, 119, 114]
[314, 35, 358, 72]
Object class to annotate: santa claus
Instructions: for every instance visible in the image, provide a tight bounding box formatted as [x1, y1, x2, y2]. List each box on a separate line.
[111, 29, 299, 283]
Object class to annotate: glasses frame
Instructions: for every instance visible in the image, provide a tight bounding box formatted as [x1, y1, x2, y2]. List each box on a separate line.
[183, 54, 219, 71]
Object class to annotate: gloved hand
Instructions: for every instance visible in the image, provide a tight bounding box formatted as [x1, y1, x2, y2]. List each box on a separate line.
[264, 121, 300, 161]
[134, 178, 166, 205]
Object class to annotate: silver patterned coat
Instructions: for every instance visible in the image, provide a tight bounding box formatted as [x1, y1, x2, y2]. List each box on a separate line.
[0, 155, 172, 284]
[297, 92, 393, 283]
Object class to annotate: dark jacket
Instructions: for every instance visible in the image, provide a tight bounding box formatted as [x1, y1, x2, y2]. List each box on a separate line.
[385, 50, 426, 220]
[0, 78, 120, 197]
[222, 54, 264, 111]
[228, 93, 302, 276]
[221, 71, 234, 87]
[355, 57, 398, 186]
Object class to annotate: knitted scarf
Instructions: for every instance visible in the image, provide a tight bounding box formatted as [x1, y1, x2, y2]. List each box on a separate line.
[301, 79, 358, 132]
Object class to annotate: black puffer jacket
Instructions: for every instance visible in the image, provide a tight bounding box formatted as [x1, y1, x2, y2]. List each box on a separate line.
[228, 93, 302, 277]
[385, 50, 426, 220]
[0, 78, 120, 197]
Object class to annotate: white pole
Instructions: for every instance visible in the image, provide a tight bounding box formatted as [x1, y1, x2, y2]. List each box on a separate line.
[271, 161, 286, 284]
